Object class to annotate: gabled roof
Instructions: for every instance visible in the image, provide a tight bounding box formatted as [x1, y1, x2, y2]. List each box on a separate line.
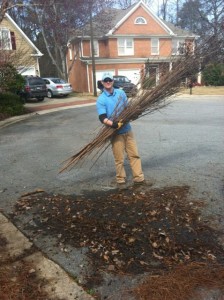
[71, 0, 197, 41]
[4, 13, 43, 56]
[107, 0, 174, 36]
[162, 20, 198, 37]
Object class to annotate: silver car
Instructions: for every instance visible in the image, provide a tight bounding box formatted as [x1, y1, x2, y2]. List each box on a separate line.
[43, 77, 73, 98]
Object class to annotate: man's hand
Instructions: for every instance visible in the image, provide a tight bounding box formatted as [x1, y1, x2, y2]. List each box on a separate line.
[112, 120, 123, 129]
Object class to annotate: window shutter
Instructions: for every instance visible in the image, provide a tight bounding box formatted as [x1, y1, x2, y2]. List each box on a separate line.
[10, 31, 16, 50]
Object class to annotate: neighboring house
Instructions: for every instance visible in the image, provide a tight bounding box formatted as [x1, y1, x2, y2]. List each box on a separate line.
[67, 0, 198, 93]
[0, 13, 43, 76]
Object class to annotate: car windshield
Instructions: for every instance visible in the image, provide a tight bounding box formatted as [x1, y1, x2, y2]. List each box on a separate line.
[114, 77, 130, 83]
[123, 77, 130, 83]
[51, 78, 66, 84]
[28, 78, 45, 85]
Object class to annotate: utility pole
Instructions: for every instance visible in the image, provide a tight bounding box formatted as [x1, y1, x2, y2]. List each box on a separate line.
[89, 2, 97, 96]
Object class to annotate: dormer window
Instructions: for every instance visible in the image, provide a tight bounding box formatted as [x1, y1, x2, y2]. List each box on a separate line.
[135, 17, 147, 24]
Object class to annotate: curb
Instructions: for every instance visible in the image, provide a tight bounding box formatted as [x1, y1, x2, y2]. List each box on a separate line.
[0, 112, 38, 129]
[0, 101, 95, 129]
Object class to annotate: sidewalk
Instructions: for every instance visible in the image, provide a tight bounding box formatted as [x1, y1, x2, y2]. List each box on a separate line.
[25, 95, 97, 112]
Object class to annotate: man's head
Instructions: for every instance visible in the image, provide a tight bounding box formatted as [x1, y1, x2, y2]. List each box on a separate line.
[101, 72, 114, 91]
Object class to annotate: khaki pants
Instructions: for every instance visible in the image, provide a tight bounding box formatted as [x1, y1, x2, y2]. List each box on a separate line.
[111, 131, 144, 184]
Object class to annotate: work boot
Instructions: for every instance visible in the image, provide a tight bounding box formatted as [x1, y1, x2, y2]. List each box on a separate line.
[133, 179, 154, 187]
[117, 182, 128, 190]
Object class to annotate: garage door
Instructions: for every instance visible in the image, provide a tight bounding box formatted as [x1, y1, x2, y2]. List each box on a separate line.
[118, 69, 140, 85]
[17, 66, 36, 76]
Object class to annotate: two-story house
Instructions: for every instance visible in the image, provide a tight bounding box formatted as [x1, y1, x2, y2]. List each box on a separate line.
[67, 0, 198, 93]
[0, 13, 43, 76]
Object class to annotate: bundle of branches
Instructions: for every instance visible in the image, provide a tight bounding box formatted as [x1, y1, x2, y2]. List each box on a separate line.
[60, 40, 216, 173]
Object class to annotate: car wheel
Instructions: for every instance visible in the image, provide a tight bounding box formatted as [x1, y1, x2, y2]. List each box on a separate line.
[37, 97, 45, 102]
[47, 90, 53, 98]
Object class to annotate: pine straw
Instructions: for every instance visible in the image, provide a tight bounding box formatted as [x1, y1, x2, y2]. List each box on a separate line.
[134, 262, 224, 300]
[0, 232, 60, 300]
[0, 262, 50, 300]
[60, 40, 218, 173]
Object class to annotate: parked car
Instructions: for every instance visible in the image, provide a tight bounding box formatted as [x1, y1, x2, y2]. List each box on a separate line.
[19, 76, 47, 102]
[97, 75, 137, 97]
[43, 77, 73, 98]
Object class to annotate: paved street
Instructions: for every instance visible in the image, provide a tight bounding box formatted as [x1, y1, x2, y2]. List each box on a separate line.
[1, 95, 223, 214]
[0, 94, 224, 299]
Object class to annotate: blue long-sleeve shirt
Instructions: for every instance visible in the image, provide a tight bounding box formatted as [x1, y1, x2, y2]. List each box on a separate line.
[96, 88, 131, 134]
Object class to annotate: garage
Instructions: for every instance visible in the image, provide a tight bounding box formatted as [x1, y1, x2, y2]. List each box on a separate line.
[118, 69, 141, 85]
[17, 66, 36, 76]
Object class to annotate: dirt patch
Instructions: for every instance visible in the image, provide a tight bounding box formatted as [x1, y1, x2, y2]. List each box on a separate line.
[10, 185, 224, 299]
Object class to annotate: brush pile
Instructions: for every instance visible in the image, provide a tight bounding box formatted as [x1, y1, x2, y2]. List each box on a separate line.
[60, 40, 216, 173]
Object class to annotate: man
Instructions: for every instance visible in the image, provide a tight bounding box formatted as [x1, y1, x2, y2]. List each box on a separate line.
[96, 72, 145, 189]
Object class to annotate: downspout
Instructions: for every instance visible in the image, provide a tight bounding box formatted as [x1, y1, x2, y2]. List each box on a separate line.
[66, 48, 69, 81]
[86, 62, 90, 93]
[36, 56, 41, 76]
[90, 4, 97, 96]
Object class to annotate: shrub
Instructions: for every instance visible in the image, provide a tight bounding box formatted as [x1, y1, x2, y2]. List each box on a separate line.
[0, 63, 25, 93]
[202, 64, 224, 86]
[0, 92, 26, 119]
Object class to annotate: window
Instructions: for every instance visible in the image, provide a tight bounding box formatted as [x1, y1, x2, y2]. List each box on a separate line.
[135, 17, 147, 24]
[151, 38, 159, 55]
[118, 38, 134, 56]
[93, 40, 99, 56]
[0, 28, 12, 50]
[172, 39, 185, 55]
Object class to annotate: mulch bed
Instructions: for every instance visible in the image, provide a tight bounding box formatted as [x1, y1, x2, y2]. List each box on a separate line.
[0, 233, 60, 300]
[11, 185, 224, 299]
[0, 112, 10, 121]
[0, 109, 32, 122]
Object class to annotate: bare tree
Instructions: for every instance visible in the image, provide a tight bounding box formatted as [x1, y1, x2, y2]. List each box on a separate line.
[160, 0, 169, 20]
[115, 0, 153, 9]
[179, 0, 223, 36]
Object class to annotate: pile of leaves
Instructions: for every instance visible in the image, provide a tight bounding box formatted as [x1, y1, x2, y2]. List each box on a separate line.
[12, 186, 224, 285]
[10, 185, 224, 299]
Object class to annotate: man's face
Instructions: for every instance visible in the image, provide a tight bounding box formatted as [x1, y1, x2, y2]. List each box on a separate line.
[102, 77, 114, 90]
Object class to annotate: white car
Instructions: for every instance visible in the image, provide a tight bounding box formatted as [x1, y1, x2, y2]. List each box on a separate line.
[43, 77, 73, 98]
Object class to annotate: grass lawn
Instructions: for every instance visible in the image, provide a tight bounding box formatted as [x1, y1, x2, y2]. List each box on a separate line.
[181, 86, 224, 95]
[69, 86, 224, 98]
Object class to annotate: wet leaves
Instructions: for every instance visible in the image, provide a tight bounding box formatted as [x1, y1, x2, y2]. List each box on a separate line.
[12, 185, 224, 275]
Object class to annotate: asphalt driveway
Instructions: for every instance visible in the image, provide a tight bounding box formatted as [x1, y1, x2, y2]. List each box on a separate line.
[0, 94, 224, 298]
